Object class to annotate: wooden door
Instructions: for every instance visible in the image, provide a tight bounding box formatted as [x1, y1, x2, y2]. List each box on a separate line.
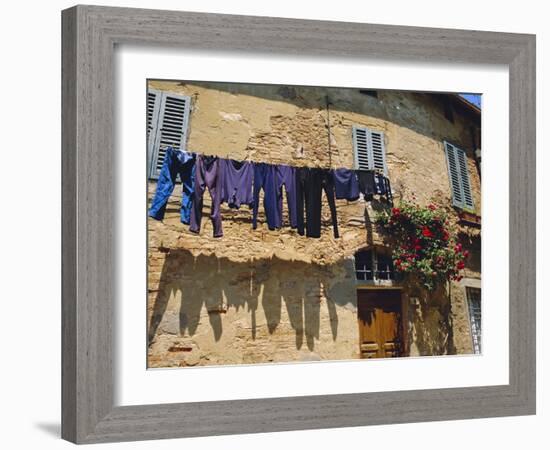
[357, 290, 402, 358]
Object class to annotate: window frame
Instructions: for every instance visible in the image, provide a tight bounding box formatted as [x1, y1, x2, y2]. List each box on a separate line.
[354, 247, 398, 286]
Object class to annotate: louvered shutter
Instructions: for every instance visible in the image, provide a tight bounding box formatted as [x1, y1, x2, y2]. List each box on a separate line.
[370, 130, 387, 174]
[147, 89, 162, 171]
[352, 126, 387, 175]
[148, 92, 192, 179]
[444, 141, 475, 210]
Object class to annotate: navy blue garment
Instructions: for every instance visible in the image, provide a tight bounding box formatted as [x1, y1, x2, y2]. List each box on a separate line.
[148, 147, 195, 224]
[295, 167, 339, 239]
[252, 163, 280, 230]
[357, 170, 393, 204]
[275, 164, 298, 228]
[220, 159, 254, 208]
[357, 170, 376, 200]
[333, 168, 360, 201]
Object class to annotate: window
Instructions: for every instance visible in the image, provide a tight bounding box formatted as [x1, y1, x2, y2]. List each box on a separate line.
[466, 287, 482, 354]
[147, 89, 192, 179]
[444, 141, 475, 211]
[352, 126, 387, 175]
[359, 89, 378, 99]
[354, 248, 395, 283]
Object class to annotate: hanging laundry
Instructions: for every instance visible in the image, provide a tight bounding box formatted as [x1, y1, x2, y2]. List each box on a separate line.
[220, 159, 254, 209]
[295, 167, 339, 239]
[252, 162, 280, 230]
[332, 168, 360, 201]
[356, 170, 377, 200]
[275, 164, 298, 229]
[148, 147, 196, 224]
[378, 175, 394, 206]
[189, 155, 224, 238]
[356, 170, 393, 205]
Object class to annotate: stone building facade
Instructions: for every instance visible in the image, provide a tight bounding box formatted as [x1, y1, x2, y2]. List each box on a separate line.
[146, 80, 482, 368]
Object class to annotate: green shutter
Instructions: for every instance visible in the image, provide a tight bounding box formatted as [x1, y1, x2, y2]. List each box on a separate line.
[444, 141, 475, 211]
[352, 126, 387, 175]
[148, 91, 192, 179]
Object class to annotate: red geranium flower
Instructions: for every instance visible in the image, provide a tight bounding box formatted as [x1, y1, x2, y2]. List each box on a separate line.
[456, 261, 465, 270]
[391, 207, 401, 216]
[421, 226, 433, 238]
[428, 204, 436, 211]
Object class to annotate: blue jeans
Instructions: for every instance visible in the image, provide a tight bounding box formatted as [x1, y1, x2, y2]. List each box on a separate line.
[148, 147, 195, 224]
[252, 163, 280, 230]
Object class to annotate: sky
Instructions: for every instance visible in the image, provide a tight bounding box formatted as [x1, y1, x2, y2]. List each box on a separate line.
[459, 93, 481, 109]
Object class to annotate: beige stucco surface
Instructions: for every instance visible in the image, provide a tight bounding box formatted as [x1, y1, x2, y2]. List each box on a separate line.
[147, 80, 482, 367]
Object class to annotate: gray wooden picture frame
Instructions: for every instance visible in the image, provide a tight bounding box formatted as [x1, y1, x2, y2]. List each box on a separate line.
[61, 5, 536, 444]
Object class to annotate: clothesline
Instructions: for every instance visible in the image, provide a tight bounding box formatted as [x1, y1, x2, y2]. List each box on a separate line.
[149, 147, 393, 239]
[187, 149, 385, 174]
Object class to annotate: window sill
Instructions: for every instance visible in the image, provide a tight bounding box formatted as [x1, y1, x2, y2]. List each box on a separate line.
[457, 210, 481, 228]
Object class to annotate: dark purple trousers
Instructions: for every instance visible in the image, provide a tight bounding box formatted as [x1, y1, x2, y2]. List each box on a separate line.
[189, 155, 223, 237]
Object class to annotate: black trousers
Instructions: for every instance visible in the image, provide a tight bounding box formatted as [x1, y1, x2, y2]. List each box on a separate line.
[295, 167, 339, 238]
[357, 170, 376, 200]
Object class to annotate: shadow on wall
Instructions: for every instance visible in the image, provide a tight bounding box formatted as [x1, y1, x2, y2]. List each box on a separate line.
[148, 249, 357, 352]
[408, 283, 457, 356]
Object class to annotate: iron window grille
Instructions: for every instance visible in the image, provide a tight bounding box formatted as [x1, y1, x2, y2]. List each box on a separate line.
[466, 287, 482, 354]
[354, 248, 396, 283]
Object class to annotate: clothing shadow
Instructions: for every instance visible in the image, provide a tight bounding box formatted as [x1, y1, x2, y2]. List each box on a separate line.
[148, 248, 356, 358]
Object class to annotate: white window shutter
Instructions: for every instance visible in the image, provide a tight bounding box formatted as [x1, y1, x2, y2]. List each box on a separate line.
[352, 126, 371, 170]
[456, 147, 475, 210]
[444, 141, 475, 210]
[147, 89, 162, 172]
[369, 130, 387, 175]
[352, 126, 387, 175]
[148, 92, 192, 179]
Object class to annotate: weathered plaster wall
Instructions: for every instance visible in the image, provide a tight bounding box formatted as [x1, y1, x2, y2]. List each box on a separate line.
[147, 80, 481, 367]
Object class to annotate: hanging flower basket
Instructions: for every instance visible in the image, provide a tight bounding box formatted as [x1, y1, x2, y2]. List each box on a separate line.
[375, 200, 467, 290]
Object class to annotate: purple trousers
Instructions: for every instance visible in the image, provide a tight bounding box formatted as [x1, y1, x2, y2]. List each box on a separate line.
[276, 165, 298, 228]
[189, 155, 223, 237]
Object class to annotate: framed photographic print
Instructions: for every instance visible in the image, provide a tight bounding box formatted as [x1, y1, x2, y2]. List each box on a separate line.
[62, 5, 536, 444]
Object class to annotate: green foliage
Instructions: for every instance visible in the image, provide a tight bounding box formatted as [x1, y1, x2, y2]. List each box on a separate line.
[375, 200, 467, 290]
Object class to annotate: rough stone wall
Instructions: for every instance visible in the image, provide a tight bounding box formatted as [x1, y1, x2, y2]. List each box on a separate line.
[147, 80, 481, 367]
